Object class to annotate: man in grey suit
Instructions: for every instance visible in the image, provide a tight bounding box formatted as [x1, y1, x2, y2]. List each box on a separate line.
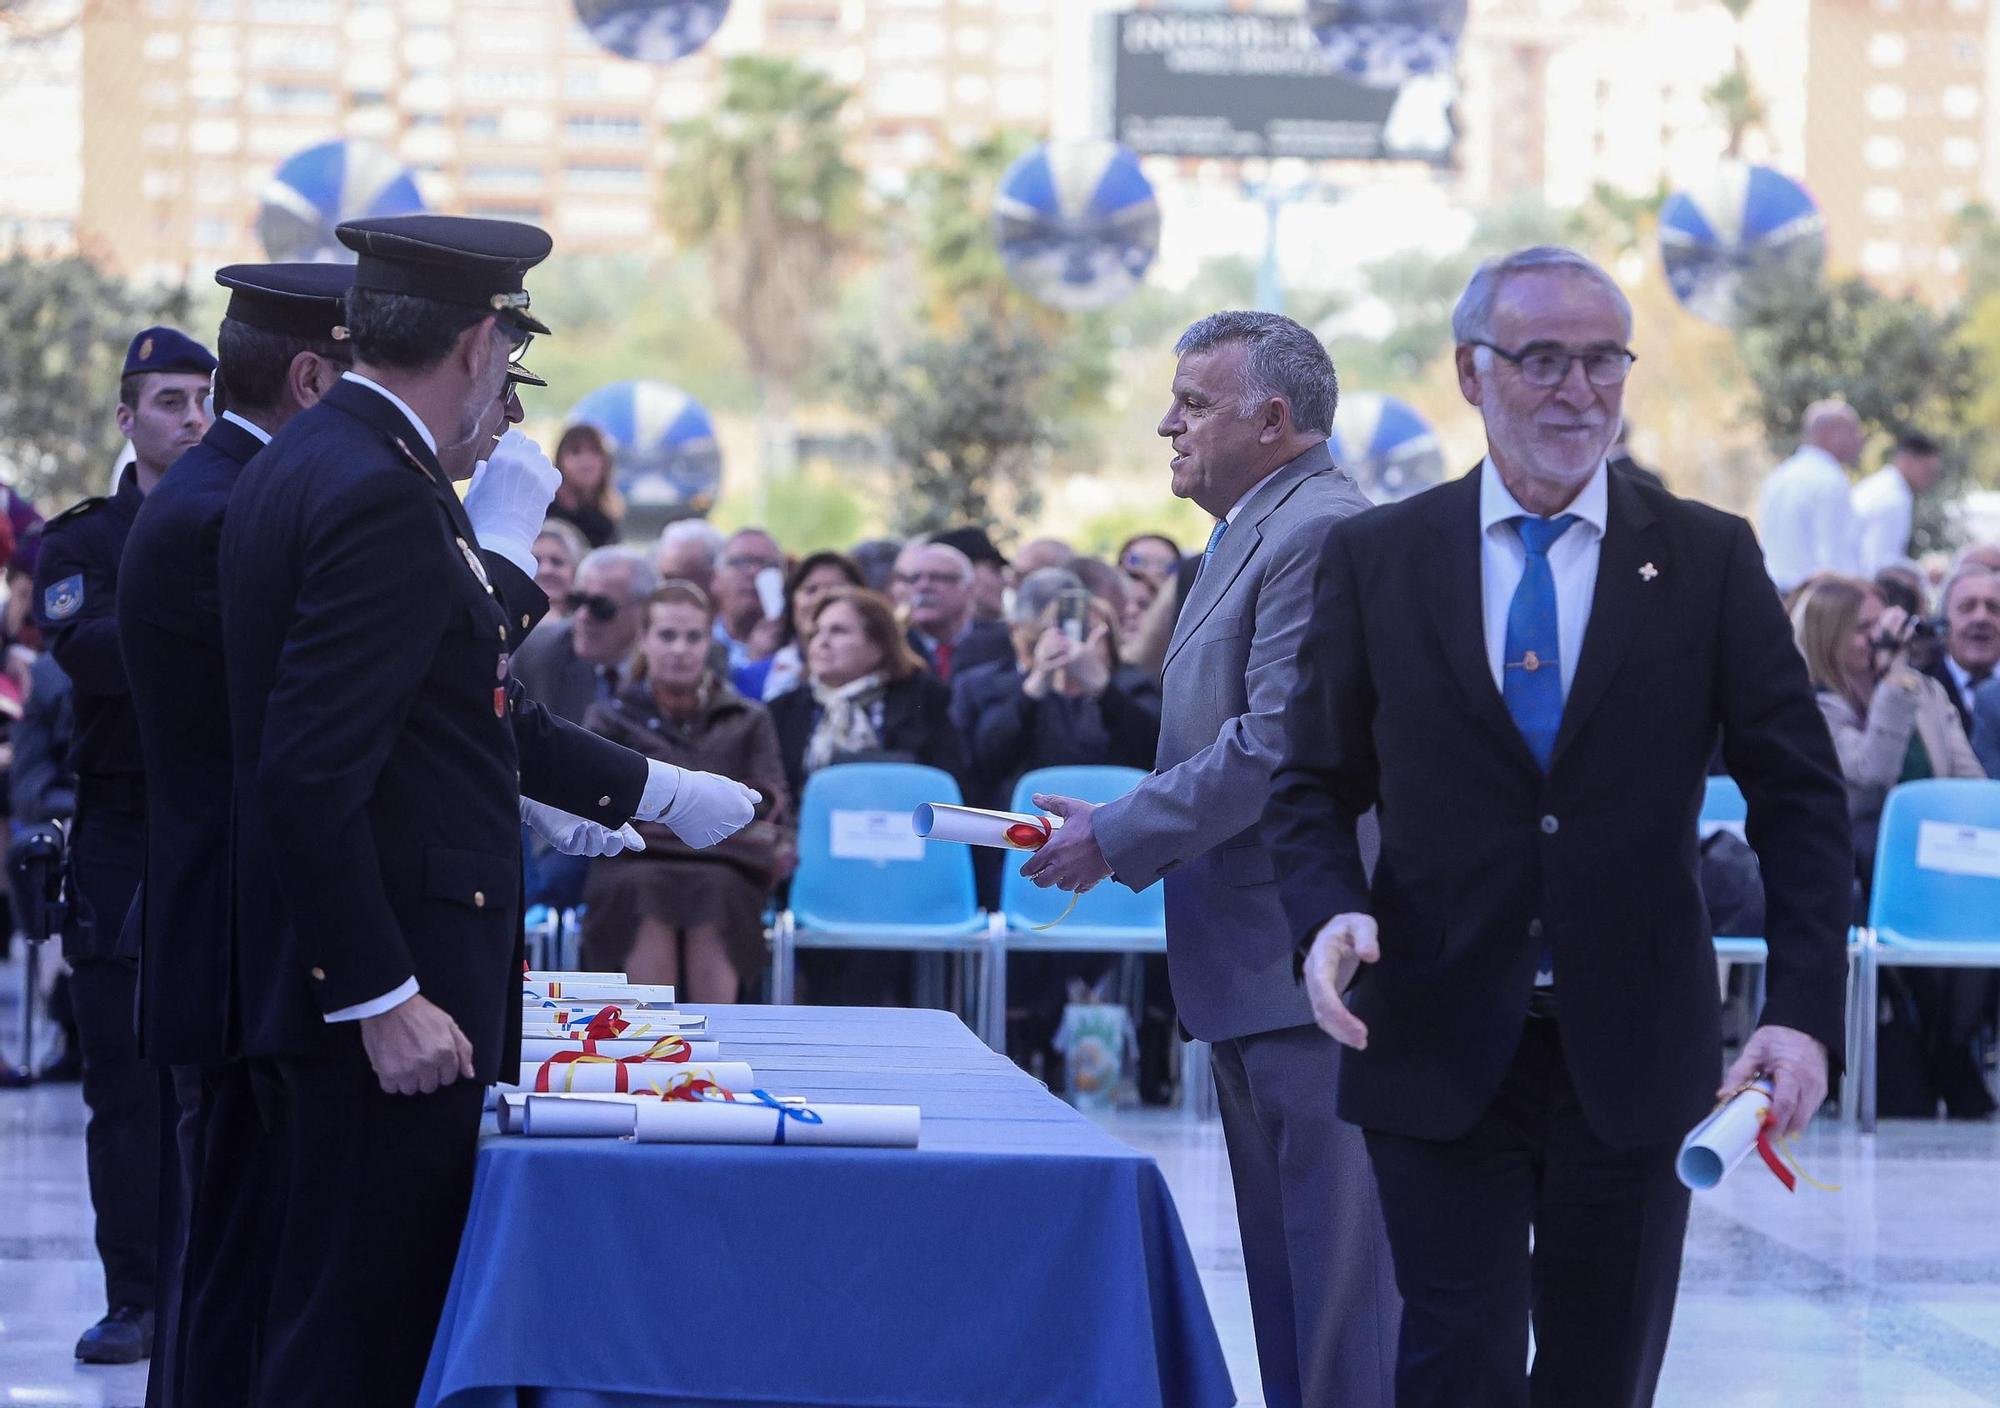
[1023, 310, 1397, 1408]
[513, 545, 661, 724]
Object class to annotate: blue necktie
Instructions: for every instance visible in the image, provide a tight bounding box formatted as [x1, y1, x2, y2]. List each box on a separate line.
[1503, 514, 1578, 770]
[1197, 519, 1227, 580]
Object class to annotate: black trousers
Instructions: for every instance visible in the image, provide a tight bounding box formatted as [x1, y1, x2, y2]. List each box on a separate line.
[68, 957, 160, 1312]
[181, 1056, 486, 1408]
[1364, 1015, 1690, 1408]
[146, 1063, 209, 1408]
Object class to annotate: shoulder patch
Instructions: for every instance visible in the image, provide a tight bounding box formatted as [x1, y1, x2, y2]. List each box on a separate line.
[43, 574, 84, 621]
[45, 497, 107, 531]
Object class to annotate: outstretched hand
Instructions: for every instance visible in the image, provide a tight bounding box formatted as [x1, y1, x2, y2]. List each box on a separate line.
[1303, 913, 1379, 1050]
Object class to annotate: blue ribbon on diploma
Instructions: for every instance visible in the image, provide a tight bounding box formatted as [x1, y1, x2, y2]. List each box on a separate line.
[746, 1088, 823, 1145]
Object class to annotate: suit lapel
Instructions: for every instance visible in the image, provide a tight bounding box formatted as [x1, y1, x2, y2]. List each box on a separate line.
[1163, 444, 1332, 671]
[1423, 469, 1542, 775]
[1550, 470, 1663, 768]
[325, 378, 478, 542]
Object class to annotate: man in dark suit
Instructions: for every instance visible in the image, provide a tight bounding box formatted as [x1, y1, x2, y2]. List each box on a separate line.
[207, 215, 758, 1408]
[511, 544, 661, 724]
[34, 324, 214, 1366]
[895, 539, 1012, 681]
[1922, 562, 2000, 736]
[1266, 246, 1852, 1408]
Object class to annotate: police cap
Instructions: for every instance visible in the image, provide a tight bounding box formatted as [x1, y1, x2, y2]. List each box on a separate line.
[506, 363, 548, 389]
[123, 326, 216, 379]
[336, 214, 553, 336]
[214, 262, 353, 341]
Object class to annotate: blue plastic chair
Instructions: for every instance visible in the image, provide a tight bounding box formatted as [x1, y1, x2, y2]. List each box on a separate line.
[770, 763, 987, 1019]
[1702, 776, 1766, 966]
[1859, 779, 2000, 1130]
[982, 766, 1163, 1051]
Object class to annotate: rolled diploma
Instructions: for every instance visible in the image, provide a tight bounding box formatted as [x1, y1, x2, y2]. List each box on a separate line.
[631, 1098, 921, 1148]
[1676, 1079, 1774, 1190]
[522, 1004, 706, 1030]
[911, 802, 1061, 850]
[498, 1059, 759, 1099]
[519, 1037, 722, 1064]
[523, 1095, 642, 1138]
[522, 980, 675, 1004]
[520, 1017, 705, 1041]
[523, 970, 627, 983]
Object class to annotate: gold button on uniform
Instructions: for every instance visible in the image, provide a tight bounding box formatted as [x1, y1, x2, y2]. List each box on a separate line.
[311, 966, 326, 980]
[473, 890, 486, 908]
[497, 623, 506, 641]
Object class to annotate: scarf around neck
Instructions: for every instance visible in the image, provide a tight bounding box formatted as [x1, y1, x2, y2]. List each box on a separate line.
[805, 671, 889, 774]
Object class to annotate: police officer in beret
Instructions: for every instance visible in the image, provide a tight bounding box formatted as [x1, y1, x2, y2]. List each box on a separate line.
[207, 215, 755, 1408]
[32, 325, 214, 1366]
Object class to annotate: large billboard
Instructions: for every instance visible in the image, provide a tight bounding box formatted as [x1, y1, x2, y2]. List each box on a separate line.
[1103, 9, 1459, 164]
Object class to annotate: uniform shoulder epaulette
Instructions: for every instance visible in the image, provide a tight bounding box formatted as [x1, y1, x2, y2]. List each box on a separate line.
[45, 496, 108, 531]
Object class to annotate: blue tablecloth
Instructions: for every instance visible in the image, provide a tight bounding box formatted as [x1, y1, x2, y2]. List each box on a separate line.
[417, 1006, 1236, 1408]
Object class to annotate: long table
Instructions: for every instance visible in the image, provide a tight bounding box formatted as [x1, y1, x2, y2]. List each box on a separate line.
[417, 1005, 1236, 1408]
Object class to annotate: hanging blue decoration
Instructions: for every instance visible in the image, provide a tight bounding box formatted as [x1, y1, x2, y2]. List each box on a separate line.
[573, 0, 731, 63]
[993, 139, 1160, 313]
[1659, 162, 1826, 325]
[1329, 392, 1446, 504]
[256, 140, 427, 263]
[568, 379, 723, 516]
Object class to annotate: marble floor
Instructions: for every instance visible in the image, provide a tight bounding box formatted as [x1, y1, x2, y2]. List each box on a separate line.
[5, 984, 2000, 1406]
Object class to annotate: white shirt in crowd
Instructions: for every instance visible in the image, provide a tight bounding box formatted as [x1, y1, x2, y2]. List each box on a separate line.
[1850, 463, 1915, 576]
[1477, 456, 1607, 699]
[1757, 444, 1858, 593]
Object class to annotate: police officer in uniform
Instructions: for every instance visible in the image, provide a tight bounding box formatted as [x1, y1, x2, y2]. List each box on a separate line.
[33, 326, 214, 1365]
[205, 215, 755, 1408]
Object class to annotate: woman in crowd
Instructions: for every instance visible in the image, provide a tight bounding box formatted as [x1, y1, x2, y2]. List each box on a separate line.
[532, 518, 590, 619]
[733, 551, 863, 703]
[549, 423, 624, 548]
[767, 586, 966, 808]
[581, 581, 791, 1001]
[1795, 575, 1991, 1117]
[1117, 532, 1181, 579]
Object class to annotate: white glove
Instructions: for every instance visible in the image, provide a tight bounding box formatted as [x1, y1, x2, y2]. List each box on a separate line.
[636, 759, 760, 848]
[465, 430, 561, 577]
[519, 797, 647, 858]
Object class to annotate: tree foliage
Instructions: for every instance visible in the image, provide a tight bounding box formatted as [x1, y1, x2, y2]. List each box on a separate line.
[0, 252, 191, 508]
[839, 319, 1060, 534]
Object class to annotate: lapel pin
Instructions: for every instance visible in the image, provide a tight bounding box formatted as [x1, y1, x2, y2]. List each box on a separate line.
[1639, 562, 1659, 581]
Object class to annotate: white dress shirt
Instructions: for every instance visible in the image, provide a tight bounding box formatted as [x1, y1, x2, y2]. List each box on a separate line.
[319, 373, 437, 1024]
[1479, 457, 1608, 699]
[1757, 445, 1857, 592]
[220, 410, 272, 446]
[1850, 464, 1914, 575]
[340, 371, 439, 456]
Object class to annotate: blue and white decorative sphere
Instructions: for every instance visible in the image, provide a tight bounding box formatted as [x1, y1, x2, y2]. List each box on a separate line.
[1329, 393, 1445, 503]
[574, 0, 730, 63]
[568, 380, 723, 515]
[256, 140, 427, 263]
[993, 139, 1160, 313]
[1308, 0, 1467, 88]
[1659, 162, 1826, 325]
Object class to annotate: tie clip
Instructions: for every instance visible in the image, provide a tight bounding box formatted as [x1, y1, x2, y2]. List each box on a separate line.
[1506, 650, 1555, 673]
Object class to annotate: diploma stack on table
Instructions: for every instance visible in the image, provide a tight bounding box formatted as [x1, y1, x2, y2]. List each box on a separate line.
[491, 971, 923, 1147]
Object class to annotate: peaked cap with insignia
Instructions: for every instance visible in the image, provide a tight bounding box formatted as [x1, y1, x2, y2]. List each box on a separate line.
[336, 214, 553, 337]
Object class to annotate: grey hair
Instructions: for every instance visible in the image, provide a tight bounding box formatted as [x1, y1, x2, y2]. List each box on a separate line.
[656, 516, 725, 569]
[1174, 310, 1339, 436]
[907, 540, 975, 585]
[1451, 245, 1634, 346]
[578, 544, 660, 603]
[1010, 567, 1084, 626]
[1940, 561, 2000, 615]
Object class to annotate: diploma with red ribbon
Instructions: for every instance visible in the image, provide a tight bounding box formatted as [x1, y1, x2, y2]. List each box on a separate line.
[520, 1035, 722, 1066]
[631, 1091, 921, 1148]
[1679, 1079, 1803, 1191]
[522, 979, 676, 1005]
[488, 1058, 759, 1104]
[912, 802, 1061, 851]
[494, 1082, 810, 1134]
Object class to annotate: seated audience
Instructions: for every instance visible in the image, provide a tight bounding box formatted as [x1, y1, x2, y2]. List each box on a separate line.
[581, 583, 791, 1001]
[769, 587, 966, 1006]
[847, 537, 903, 596]
[1795, 575, 1991, 1118]
[713, 527, 788, 671]
[1923, 562, 2000, 737]
[1117, 532, 1182, 579]
[550, 423, 624, 548]
[1873, 561, 1929, 619]
[1069, 555, 1130, 625]
[1956, 542, 2000, 574]
[734, 550, 863, 703]
[1011, 537, 1074, 581]
[533, 518, 589, 618]
[513, 545, 660, 725]
[1974, 677, 2000, 781]
[895, 541, 1012, 682]
[768, 586, 967, 808]
[655, 517, 726, 600]
[932, 526, 1010, 623]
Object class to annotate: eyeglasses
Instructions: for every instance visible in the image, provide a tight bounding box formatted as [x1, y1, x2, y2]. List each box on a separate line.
[506, 331, 533, 366]
[564, 592, 624, 621]
[1470, 340, 1636, 388]
[895, 571, 967, 588]
[721, 554, 780, 573]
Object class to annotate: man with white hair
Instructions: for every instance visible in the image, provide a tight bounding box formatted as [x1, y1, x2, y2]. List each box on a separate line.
[895, 539, 1011, 682]
[654, 517, 725, 599]
[512, 545, 660, 725]
[1757, 398, 1866, 593]
[1269, 246, 1851, 1405]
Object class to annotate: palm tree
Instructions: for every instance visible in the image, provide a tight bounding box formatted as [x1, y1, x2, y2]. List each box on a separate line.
[1708, 0, 1763, 158]
[662, 57, 864, 482]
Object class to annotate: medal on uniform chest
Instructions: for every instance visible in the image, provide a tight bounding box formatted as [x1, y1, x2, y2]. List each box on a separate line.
[495, 652, 509, 718]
